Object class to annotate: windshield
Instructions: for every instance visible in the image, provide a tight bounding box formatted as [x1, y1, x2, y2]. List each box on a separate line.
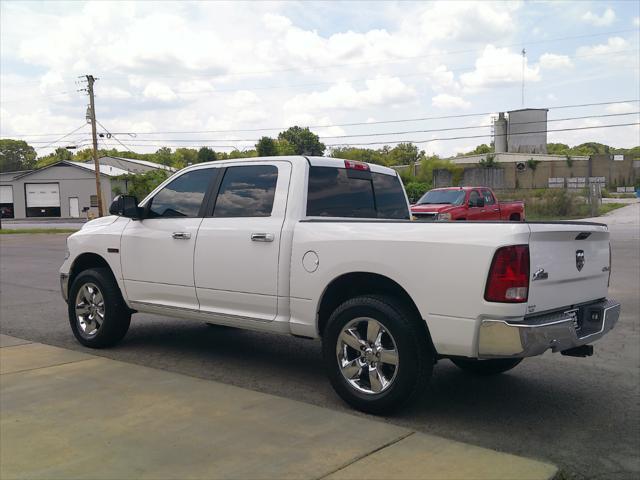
[417, 190, 466, 205]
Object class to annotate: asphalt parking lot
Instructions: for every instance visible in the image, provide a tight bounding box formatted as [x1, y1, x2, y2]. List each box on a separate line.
[1, 203, 638, 479]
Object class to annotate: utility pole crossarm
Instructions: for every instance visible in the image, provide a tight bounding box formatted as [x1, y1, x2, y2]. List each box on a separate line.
[86, 75, 104, 217]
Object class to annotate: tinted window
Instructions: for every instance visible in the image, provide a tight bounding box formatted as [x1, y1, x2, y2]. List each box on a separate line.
[213, 165, 278, 217]
[307, 166, 409, 219]
[417, 189, 465, 205]
[372, 173, 410, 219]
[148, 169, 215, 218]
[482, 189, 495, 205]
[469, 190, 481, 207]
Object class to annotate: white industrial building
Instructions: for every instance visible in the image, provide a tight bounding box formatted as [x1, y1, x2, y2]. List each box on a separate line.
[0, 156, 172, 220]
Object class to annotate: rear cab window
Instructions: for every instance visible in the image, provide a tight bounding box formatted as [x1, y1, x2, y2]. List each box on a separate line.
[306, 166, 409, 219]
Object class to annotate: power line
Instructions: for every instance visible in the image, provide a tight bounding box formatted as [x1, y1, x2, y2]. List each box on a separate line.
[6, 99, 639, 139]
[34, 124, 89, 151]
[95, 119, 135, 153]
[91, 99, 640, 135]
[90, 122, 639, 149]
[326, 122, 640, 147]
[87, 112, 638, 144]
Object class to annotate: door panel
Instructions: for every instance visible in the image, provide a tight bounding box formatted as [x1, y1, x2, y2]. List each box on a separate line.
[481, 189, 501, 220]
[120, 167, 217, 310]
[69, 197, 80, 218]
[194, 162, 291, 321]
[466, 189, 485, 220]
[121, 218, 204, 309]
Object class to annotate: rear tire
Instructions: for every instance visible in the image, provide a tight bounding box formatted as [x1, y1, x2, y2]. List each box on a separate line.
[509, 213, 521, 221]
[450, 357, 522, 375]
[68, 268, 131, 348]
[322, 295, 434, 415]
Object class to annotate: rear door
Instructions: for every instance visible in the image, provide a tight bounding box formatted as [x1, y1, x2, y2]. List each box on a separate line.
[527, 223, 610, 314]
[194, 162, 291, 321]
[481, 189, 501, 220]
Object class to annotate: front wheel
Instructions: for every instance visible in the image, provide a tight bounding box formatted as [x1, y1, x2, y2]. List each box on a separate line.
[450, 357, 522, 375]
[322, 295, 434, 414]
[68, 268, 131, 348]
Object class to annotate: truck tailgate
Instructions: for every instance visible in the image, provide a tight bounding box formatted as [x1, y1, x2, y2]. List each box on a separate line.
[527, 223, 610, 314]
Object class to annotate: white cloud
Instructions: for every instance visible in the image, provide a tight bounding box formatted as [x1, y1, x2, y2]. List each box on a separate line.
[431, 94, 470, 109]
[143, 82, 177, 102]
[576, 37, 631, 63]
[605, 102, 637, 114]
[582, 8, 616, 27]
[539, 53, 573, 70]
[414, 1, 520, 43]
[633, 17, 639, 27]
[460, 45, 540, 93]
[284, 77, 417, 112]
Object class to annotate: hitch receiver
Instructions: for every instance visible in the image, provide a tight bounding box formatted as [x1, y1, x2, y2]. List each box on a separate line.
[561, 345, 594, 357]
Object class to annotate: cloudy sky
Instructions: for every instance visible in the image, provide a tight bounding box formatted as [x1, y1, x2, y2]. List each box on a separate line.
[1, 0, 638, 157]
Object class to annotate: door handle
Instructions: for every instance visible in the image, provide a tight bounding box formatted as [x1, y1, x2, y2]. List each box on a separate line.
[493, 208, 500, 212]
[172, 232, 191, 240]
[251, 233, 274, 242]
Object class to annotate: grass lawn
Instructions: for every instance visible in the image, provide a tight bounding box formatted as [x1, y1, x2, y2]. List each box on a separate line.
[0, 228, 78, 235]
[526, 202, 627, 221]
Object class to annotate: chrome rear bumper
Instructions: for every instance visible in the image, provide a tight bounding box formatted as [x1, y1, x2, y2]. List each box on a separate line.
[478, 299, 620, 358]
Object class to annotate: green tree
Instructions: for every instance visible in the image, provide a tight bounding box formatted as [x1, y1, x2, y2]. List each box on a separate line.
[466, 144, 493, 155]
[116, 170, 170, 200]
[196, 147, 217, 163]
[277, 126, 325, 155]
[153, 147, 174, 166]
[388, 143, 423, 165]
[0, 139, 37, 172]
[256, 137, 279, 156]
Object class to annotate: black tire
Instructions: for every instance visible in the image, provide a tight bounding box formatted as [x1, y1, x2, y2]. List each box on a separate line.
[509, 213, 521, 222]
[322, 295, 434, 415]
[68, 268, 131, 348]
[450, 357, 522, 375]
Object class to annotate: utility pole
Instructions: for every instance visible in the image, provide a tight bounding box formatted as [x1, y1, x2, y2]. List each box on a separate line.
[521, 48, 526, 108]
[85, 75, 104, 217]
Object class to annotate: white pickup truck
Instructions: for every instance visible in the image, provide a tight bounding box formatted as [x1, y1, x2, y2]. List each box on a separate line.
[60, 156, 620, 413]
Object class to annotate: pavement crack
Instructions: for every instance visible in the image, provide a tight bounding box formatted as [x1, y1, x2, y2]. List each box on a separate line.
[0, 358, 97, 376]
[314, 431, 415, 480]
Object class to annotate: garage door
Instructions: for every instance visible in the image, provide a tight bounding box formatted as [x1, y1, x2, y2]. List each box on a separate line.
[0, 185, 14, 218]
[25, 183, 61, 217]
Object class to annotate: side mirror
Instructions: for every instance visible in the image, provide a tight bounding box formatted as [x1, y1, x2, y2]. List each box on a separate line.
[109, 195, 142, 219]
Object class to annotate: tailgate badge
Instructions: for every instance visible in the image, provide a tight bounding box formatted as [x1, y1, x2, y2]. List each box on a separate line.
[532, 268, 548, 281]
[576, 250, 585, 271]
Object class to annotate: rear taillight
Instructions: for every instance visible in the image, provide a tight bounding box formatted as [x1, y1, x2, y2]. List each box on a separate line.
[484, 245, 530, 303]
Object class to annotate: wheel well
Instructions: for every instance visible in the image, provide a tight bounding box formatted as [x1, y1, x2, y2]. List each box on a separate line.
[317, 272, 433, 349]
[69, 253, 112, 289]
[509, 213, 520, 221]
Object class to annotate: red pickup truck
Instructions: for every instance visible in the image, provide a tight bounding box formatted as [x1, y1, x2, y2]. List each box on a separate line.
[411, 187, 525, 221]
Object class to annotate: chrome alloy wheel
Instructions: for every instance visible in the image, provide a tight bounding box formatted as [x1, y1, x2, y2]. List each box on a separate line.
[336, 317, 399, 394]
[75, 282, 105, 337]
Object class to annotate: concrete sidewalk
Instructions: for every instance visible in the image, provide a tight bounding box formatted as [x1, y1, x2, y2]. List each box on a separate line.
[0, 334, 557, 480]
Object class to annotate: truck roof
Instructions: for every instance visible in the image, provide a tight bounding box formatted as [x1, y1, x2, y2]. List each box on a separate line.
[430, 186, 491, 191]
[191, 155, 398, 176]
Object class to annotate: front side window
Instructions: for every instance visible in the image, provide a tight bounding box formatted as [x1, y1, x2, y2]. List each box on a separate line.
[469, 190, 481, 207]
[148, 169, 215, 218]
[213, 165, 278, 217]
